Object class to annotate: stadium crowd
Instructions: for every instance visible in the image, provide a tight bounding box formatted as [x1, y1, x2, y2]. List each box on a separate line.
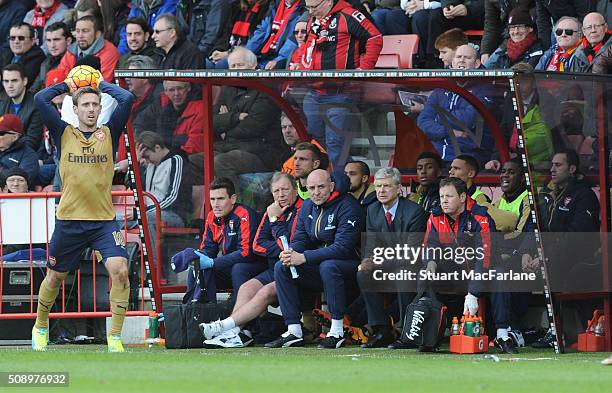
[0, 0, 608, 353]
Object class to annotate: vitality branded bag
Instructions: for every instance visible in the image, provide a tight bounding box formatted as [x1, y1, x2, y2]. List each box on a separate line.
[401, 290, 447, 351]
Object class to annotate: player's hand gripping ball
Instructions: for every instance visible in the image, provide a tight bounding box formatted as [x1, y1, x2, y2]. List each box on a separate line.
[65, 65, 101, 93]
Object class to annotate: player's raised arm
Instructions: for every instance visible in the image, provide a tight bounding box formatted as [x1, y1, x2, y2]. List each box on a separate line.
[34, 82, 70, 143]
[99, 81, 134, 138]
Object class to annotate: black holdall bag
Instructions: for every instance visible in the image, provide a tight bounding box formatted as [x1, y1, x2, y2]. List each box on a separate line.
[401, 288, 448, 352]
[164, 301, 232, 349]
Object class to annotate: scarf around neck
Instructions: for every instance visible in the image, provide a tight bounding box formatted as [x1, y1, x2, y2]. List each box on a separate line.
[260, 0, 300, 55]
[507, 31, 537, 63]
[581, 32, 611, 63]
[546, 42, 579, 72]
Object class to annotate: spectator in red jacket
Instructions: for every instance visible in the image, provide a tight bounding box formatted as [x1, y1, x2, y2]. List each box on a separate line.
[58, 16, 120, 83]
[132, 80, 205, 156]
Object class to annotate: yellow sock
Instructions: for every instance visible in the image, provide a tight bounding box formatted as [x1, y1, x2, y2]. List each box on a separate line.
[109, 280, 130, 336]
[35, 278, 60, 329]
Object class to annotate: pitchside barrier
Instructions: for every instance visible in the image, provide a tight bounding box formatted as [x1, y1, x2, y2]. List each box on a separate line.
[0, 70, 608, 352]
[0, 190, 150, 341]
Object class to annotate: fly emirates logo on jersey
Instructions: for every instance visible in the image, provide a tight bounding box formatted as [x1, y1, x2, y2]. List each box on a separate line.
[67, 146, 109, 164]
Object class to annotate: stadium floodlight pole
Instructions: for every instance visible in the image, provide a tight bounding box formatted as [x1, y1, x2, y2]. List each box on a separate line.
[121, 103, 161, 314]
[510, 74, 561, 353]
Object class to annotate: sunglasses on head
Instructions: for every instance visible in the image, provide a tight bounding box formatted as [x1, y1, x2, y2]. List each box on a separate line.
[294, 29, 308, 35]
[555, 29, 577, 36]
[9, 35, 29, 41]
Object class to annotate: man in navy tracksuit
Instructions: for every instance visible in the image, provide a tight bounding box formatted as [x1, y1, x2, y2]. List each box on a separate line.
[189, 177, 266, 302]
[266, 169, 364, 349]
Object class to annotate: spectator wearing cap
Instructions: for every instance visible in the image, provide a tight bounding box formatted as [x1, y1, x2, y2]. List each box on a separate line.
[412, 0, 484, 65]
[58, 15, 121, 82]
[152, 13, 204, 70]
[0, 63, 44, 151]
[0, 0, 27, 55]
[534, 0, 595, 49]
[480, 0, 534, 65]
[3, 166, 30, 193]
[117, 0, 179, 55]
[0, 22, 46, 90]
[434, 27, 469, 68]
[117, 17, 162, 69]
[569, 12, 612, 73]
[23, 0, 69, 53]
[30, 22, 72, 93]
[485, 7, 544, 69]
[0, 114, 39, 183]
[535, 16, 582, 71]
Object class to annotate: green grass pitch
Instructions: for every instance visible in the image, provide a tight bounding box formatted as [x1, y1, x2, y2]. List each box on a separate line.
[1, 346, 611, 392]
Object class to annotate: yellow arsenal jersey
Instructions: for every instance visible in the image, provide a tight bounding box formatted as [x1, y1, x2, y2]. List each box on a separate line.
[57, 125, 115, 220]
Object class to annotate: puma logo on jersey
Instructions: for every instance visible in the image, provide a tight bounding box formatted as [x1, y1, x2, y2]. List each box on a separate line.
[347, 220, 356, 227]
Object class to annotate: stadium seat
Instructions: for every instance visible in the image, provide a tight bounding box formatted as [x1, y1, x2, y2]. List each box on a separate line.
[464, 30, 484, 37]
[375, 34, 419, 69]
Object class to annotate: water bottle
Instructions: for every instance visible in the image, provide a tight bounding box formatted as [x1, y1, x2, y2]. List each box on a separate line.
[595, 316, 605, 337]
[451, 317, 459, 335]
[465, 317, 475, 337]
[473, 318, 481, 337]
[148, 312, 159, 338]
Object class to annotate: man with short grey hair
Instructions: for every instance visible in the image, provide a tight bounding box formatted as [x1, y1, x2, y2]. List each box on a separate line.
[152, 13, 203, 70]
[536, 16, 583, 71]
[126, 55, 157, 132]
[357, 167, 428, 349]
[213, 46, 286, 190]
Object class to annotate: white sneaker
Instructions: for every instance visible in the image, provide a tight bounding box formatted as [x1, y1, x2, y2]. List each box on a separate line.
[508, 327, 525, 348]
[204, 329, 245, 348]
[199, 319, 224, 340]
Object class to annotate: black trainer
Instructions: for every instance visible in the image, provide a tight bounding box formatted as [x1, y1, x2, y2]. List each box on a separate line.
[387, 339, 415, 350]
[264, 333, 304, 348]
[495, 337, 519, 354]
[317, 335, 346, 349]
[531, 328, 555, 348]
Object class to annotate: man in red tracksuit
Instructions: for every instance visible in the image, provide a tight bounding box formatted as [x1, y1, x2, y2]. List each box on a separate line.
[295, 0, 382, 170]
[421, 177, 495, 321]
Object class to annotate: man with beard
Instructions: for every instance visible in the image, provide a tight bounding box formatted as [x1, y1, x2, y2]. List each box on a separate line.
[344, 160, 376, 207]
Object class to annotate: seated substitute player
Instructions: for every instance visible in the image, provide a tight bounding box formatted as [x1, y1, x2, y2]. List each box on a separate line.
[32, 68, 134, 352]
[182, 177, 266, 302]
[199, 172, 303, 348]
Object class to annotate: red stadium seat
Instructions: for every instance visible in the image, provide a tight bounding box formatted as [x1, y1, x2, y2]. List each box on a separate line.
[375, 34, 419, 69]
[464, 29, 484, 37]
